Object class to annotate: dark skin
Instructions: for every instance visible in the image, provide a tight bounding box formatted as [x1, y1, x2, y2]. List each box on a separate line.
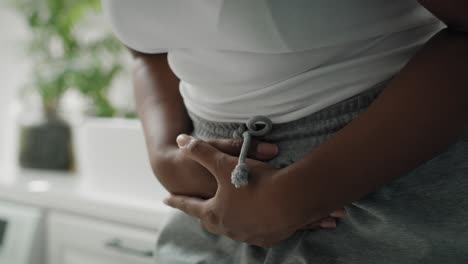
[132, 52, 211, 197]
[162, 1, 468, 248]
[132, 52, 278, 198]
[129, 0, 468, 246]
[132, 45, 345, 228]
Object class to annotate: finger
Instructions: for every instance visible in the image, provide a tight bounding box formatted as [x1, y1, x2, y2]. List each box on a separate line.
[177, 135, 237, 183]
[248, 140, 279, 161]
[329, 209, 347, 218]
[163, 195, 206, 219]
[319, 218, 337, 229]
[300, 222, 321, 230]
[207, 138, 278, 161]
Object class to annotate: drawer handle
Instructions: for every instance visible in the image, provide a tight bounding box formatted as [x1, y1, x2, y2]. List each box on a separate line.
[105, 238, 154, 258]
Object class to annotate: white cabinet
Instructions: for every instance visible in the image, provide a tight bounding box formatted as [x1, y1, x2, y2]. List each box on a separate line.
[0, 201, 44, 264]
[48, 213, 158, 264]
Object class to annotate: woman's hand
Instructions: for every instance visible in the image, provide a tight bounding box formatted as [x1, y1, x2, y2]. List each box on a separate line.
[153, 136, 279, 199]
[164, 136, 346, 247]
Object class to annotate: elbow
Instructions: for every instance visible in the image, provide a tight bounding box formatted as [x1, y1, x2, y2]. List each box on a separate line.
[148, 149, 190, 196]
[149, 154, 178, 195]
[148, 149, 174, 183]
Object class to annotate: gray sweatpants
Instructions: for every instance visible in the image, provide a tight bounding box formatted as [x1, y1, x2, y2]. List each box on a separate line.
[155, 83, 468, 263]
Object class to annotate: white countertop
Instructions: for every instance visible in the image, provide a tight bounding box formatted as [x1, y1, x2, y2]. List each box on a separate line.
[0, 167, 172, 231]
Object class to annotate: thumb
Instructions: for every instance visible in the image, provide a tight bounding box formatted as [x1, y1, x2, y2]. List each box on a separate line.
[176, 134, 236, 186]
[207, 138, 278, 161]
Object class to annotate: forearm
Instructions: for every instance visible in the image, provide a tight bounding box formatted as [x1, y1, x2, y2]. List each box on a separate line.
[132, 53, 192, 159]
[279, 28, 468, 220]
[132, 52, 205, 194]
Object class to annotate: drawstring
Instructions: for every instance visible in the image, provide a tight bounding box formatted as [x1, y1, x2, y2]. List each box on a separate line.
[231, 116, 273, 188]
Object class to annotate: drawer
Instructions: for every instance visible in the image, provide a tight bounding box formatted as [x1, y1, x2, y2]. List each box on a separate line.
[47, 212, 158, 264]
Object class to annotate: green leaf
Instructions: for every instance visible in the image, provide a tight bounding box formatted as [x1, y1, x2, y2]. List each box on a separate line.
[11, 0, 126, 117]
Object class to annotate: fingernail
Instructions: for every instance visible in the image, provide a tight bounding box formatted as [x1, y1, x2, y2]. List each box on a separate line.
[163, 198, 170, 205]
[176, 134, 191, 148]
[256, 143, 278, 156]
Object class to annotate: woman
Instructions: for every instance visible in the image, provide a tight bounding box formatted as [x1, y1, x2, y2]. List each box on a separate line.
[103, 1, 468, 263]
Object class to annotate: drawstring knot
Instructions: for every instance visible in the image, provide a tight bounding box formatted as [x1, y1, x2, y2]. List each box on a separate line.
[231, 116, 273, 188]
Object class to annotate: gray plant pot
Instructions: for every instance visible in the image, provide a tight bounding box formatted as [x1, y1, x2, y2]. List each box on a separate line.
[19, 113, 74, 171]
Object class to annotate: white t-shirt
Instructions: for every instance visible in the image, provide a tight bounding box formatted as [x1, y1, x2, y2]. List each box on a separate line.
[103, 0, 443, 123]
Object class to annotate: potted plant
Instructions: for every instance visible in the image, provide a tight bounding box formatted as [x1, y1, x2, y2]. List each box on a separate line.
[14, 0, 164, 200]
[14, 0, 124, 171]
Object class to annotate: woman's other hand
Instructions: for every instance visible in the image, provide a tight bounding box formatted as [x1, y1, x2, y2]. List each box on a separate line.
[152, 136, 278, 199]
[164, 136, 346, 248]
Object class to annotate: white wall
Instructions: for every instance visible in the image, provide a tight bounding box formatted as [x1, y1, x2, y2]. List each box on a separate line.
[0, 3, 30, 168]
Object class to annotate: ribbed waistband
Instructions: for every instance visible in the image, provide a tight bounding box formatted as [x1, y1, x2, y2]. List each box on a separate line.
[189, 84, 385, 141]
